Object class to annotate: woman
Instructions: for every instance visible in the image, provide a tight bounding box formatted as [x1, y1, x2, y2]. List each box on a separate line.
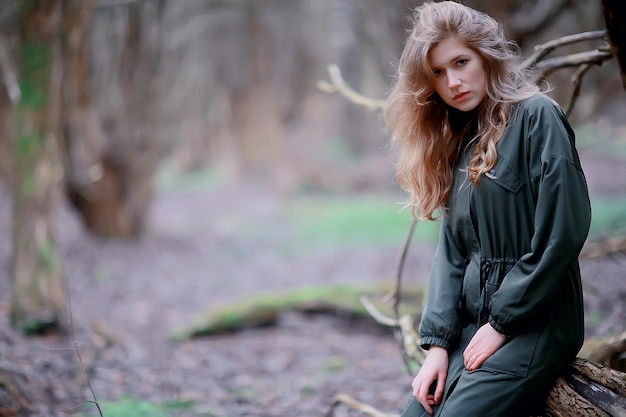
[384, 2, 591, 416]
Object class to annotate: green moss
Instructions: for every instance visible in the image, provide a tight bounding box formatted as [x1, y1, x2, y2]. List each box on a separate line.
[19, 43, 50, 110]
[171, 284, 365, 339]
[171, 283, 425, 340]
[287, 195, 440, 250]
[15, 125, 42, 155]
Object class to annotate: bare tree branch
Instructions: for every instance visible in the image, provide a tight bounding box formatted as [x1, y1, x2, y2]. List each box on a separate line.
[565, 63, 594, 117]
[536, 49, 613, 78]
[521, 30, 608, 70]
[388, 218, 417, 311]
[316, 64, 386, 111]
[359, 295, 399, 328]
[399, 315, 425, 365]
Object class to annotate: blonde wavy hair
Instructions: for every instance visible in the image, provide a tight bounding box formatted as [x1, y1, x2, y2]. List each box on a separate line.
[384, 1, 539, 220]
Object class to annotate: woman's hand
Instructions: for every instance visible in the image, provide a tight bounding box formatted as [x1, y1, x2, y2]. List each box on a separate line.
[411, 346, 448, 416]
[463, 322, 506, 371]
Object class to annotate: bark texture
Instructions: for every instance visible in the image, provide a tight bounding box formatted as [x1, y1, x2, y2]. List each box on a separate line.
[545, 359, 626, 417]
[10, 0, 65, 332]
[600, 0, 626, 89]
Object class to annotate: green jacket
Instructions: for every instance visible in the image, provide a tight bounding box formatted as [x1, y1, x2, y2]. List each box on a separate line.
[419, 94, 591, 374]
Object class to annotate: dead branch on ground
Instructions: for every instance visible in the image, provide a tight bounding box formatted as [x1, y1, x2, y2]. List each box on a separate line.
[326, 392, 398, 417]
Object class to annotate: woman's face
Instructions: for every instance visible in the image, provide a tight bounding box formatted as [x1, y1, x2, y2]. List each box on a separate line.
[427, 37, 487, 112]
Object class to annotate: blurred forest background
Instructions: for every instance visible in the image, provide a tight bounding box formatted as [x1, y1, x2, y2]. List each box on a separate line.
[0, 0, 625, 416]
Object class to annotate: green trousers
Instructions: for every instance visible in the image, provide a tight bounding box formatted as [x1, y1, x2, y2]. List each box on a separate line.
[400, 323, 573, 417]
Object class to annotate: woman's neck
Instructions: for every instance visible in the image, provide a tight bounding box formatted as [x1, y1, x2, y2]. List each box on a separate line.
[448, 106, 480, 135]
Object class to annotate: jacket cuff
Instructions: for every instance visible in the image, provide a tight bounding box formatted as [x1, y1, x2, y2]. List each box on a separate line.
[419, 336, 450, 351]
[488, 317, 512, 339]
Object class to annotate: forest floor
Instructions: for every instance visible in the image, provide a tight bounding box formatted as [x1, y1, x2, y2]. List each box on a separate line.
[0, 149, 625, 417]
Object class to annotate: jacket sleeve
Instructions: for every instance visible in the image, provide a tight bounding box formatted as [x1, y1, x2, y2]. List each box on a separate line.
[419, 214, 466, 350]
[488, 97, 591, 336]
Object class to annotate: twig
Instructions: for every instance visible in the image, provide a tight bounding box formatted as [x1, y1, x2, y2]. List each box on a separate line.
[388, 217, 422, 375]
[399, 315, 425, 365]
[536, 49, 613, 78]
[64, 290, 104, 417]
[388, 218, 417, 314]
[359, 217, 425, 375]
[565, 63, 594, 117]
[359, 295, 399, 327]
[521, 30, 607, 69]
[326, 392, 399, 417]
[316, 64, 386, 111]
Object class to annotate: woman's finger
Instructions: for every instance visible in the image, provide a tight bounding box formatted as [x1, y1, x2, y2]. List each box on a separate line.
[434, 372, 446, 403]
[463, 343, 476, 368]
[416, 381, 433, 415]
[467, 352, 487, 371]
[463, 347, 474, 368]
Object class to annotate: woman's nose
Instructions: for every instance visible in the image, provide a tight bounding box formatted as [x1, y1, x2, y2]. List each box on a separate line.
[448, 75, 462, 89]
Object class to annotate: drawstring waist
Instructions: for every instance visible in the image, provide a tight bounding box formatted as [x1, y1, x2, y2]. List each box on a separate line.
[478, 259, 495, 326]
[456, 256, 517, 327]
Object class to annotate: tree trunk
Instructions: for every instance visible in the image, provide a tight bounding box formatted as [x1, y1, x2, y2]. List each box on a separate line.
[10, 0, 65, 332]
[61, 0, 108, 226]
[600, 0, 626, 89]
[66, 0, 165, 238]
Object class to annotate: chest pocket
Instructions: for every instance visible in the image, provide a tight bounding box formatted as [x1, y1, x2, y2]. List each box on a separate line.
[485, 156, 523, 194]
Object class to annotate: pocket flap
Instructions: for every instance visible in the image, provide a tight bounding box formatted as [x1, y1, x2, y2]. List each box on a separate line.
[486, 157, 523, 193]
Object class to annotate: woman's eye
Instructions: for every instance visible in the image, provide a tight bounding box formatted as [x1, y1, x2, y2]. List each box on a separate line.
[457, 59, 468, 66]
[433, 69, 443, 76]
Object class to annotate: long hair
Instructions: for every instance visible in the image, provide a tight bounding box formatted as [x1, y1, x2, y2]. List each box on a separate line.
[384, 1, 538, 220]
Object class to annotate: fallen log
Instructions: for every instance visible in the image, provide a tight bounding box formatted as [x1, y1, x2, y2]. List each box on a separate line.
[545, 358, 626, 417]
[169, 283, 424, 340]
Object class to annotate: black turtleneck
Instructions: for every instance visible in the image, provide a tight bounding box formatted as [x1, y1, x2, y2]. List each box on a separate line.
[448, 105, 479, 139]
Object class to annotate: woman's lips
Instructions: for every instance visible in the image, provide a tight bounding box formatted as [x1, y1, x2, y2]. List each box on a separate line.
[453, 92, 469, 101]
